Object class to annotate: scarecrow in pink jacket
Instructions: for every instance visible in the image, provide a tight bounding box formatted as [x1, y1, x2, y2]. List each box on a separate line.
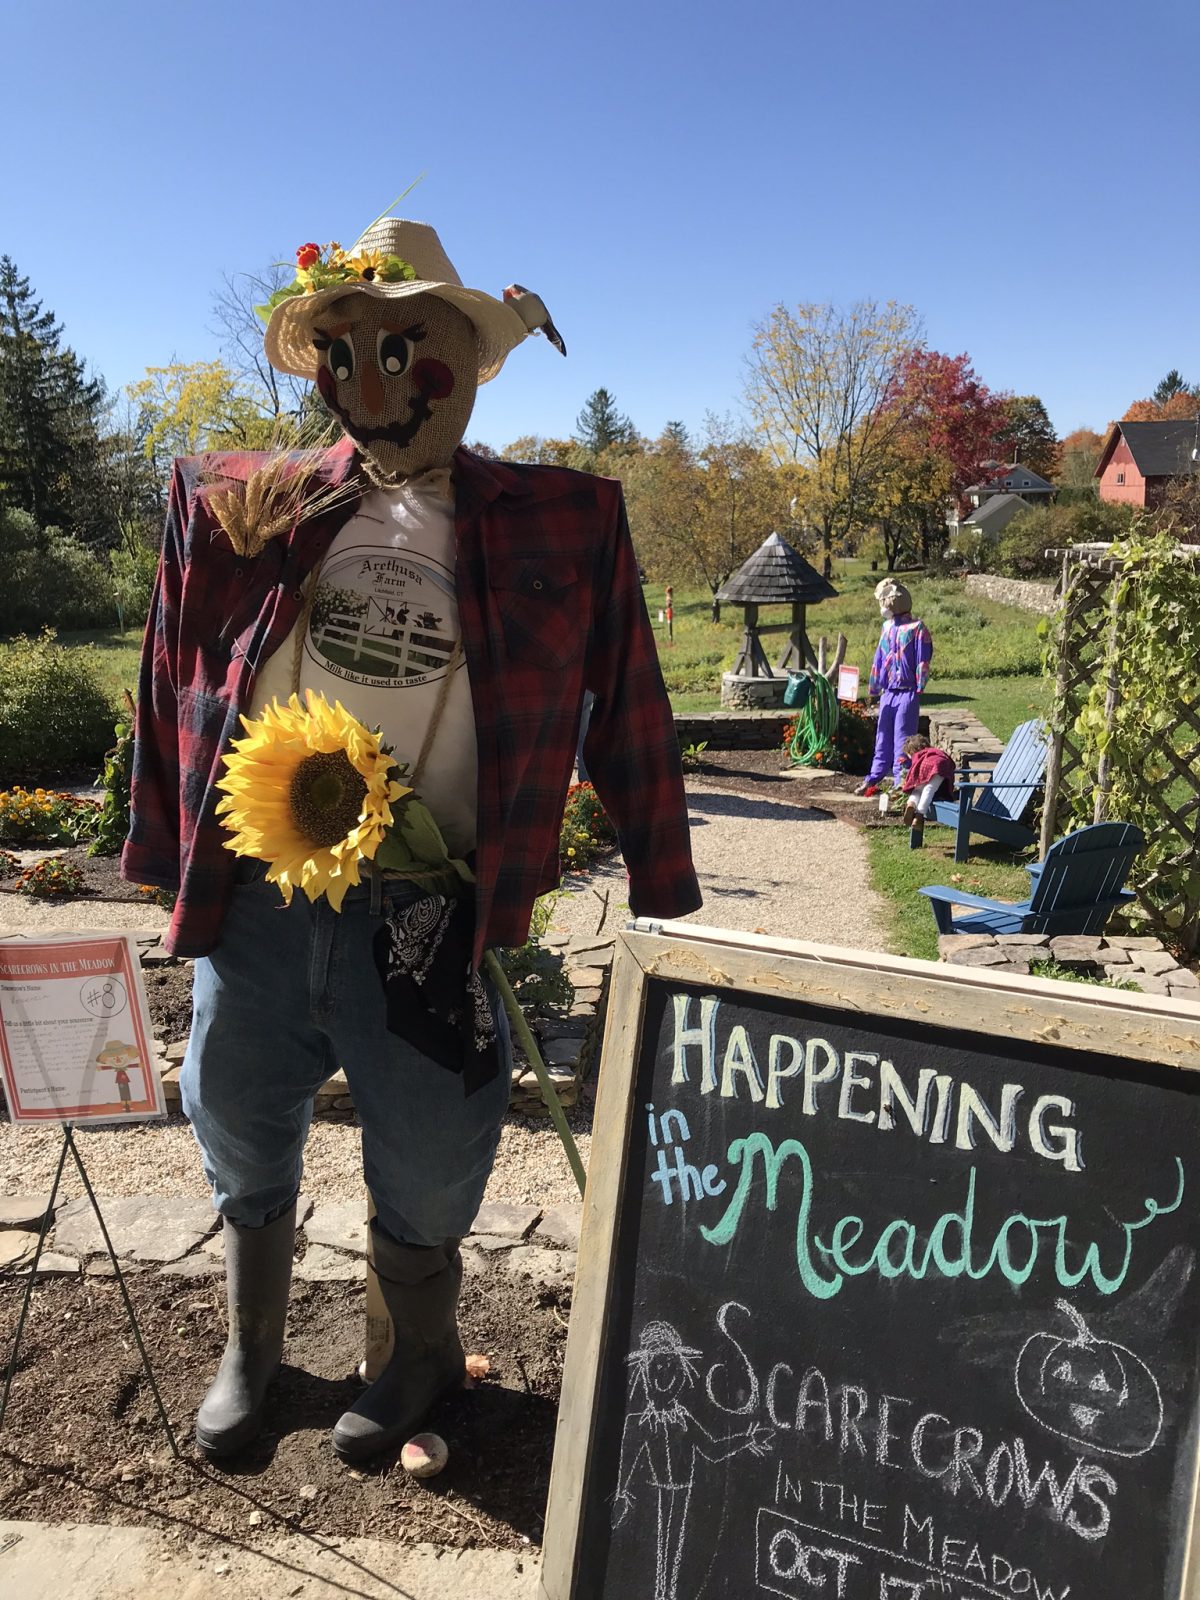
[856, 579, 933, 796]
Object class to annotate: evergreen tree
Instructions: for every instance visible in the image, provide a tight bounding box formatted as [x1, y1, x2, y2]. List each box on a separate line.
[663, 419, 691, 452]
[575, 387, 635, 453]
[0, 255, 112, 544]
[1153, 369, 1197, 405]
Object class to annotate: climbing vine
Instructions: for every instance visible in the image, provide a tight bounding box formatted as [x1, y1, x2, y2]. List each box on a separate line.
[1048, 530, 1200, 952]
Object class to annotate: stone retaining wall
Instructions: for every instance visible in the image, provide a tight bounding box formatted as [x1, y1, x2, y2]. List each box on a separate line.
[964, 574, 1057, 615]
[674, 710, 788, 750]
[924, 706, 1006, 773]
[938, 931, 1200, 1002]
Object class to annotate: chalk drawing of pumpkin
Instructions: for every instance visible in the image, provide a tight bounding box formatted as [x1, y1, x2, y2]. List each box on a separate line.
[1015, 1299, 1163, 1458]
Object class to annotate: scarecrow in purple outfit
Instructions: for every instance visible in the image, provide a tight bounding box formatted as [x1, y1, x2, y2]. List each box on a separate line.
[856, 579, 933, 797]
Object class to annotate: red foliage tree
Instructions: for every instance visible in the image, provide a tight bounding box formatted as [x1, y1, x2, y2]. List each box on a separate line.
[886, 350, 1009, 507]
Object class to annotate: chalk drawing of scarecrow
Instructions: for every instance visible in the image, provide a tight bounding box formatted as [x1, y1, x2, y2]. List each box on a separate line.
[612, 1320, 773, 1600]
[95, 1040, 141, 1112]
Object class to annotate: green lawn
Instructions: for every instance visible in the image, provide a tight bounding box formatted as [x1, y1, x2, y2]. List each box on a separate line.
[866, 823, 1036, 961]
[653, 562, 1048, 726]
[53, 625, 143, 708]
[923, 675, 1050, 742]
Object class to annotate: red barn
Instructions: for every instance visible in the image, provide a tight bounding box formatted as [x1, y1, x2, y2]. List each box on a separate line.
[1095, 419, 1199, 507]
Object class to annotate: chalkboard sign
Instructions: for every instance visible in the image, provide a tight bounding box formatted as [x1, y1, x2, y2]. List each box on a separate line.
[542, 924, 1200, 1600]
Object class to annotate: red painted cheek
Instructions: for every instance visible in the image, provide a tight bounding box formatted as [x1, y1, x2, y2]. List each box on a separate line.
[412, 358, 455, 400]
[316, 365, 337, 404]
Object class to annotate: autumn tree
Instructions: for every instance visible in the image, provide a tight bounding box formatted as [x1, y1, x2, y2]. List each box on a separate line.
[126, 361, 278, 485]
[868, 350, 1007, 566]
[695, 414, 793, 617]
[500, 434, 584, 467]
[1057, 427, 1105, 494]
[997, 394, 1058, 479]
[1122, 392, 1200, 422]
[744, 299, 923, 576]
[620, 425, 704, 587]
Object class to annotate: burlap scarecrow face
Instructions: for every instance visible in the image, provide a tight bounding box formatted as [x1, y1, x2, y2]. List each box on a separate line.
[312, 291, 479, 480]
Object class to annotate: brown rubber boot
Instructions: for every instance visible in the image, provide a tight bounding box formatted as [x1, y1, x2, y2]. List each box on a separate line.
[195, 1202, 295, 1458]
[331, 1226, 464, 1463]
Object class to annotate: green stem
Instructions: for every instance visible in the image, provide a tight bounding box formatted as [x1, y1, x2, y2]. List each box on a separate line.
[484, 950, 586, 1198]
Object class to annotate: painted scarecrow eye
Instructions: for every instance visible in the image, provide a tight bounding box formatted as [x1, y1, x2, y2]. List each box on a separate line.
[377, 330, 415, 378]
[328, 336, 355, 383]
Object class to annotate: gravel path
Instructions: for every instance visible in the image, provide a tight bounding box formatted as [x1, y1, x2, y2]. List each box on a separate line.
[0, 772, 883, 1209]
[547, 781, 889, 952]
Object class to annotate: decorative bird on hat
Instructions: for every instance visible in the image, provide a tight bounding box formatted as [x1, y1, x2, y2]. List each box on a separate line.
[503, 285, 567, 357]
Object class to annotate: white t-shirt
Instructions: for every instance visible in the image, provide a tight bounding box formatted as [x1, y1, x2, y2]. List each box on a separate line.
[248, 478, 478, 857]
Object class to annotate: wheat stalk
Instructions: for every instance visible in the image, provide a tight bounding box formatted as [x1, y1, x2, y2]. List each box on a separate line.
[203, 426, 361, 557]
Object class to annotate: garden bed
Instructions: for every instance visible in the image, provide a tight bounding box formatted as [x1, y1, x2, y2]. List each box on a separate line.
[0, 844, 146, 904]
[0, 1262, 566, 1553]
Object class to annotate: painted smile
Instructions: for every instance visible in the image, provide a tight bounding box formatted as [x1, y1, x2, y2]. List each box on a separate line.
[317, 371, 435, 449]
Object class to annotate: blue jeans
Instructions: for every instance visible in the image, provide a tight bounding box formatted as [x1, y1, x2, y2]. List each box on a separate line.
[180, 868, 513, 1246]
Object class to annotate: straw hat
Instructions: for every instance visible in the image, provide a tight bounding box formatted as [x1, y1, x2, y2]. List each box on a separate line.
[264, 219, 530, 386]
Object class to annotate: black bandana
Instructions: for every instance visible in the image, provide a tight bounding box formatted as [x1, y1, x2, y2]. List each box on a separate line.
[373, 893, 502, 1095]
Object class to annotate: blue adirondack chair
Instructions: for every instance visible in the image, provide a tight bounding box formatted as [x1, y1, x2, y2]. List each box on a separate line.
[931, 718, 1050, 863]
[919, 822, 1144, 937]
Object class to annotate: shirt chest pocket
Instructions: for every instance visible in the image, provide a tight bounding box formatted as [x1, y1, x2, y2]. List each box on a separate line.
[489, 555, 584, 669]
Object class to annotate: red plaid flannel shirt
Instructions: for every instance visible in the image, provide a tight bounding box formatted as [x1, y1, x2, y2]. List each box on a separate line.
[122, 440, 701, 963]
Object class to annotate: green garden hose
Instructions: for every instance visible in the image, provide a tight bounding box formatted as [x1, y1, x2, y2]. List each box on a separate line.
[787, 671, 840, 768]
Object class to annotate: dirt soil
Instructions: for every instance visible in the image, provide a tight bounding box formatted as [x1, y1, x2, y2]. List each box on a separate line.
[0, 845, 147, 904]
[0, 1264, 567, 1553]
[142, 963, 195, 1044]
[686, 747, 872, 820]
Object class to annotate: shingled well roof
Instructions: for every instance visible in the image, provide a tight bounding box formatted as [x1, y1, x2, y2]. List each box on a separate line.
[715, 532, 839, 604]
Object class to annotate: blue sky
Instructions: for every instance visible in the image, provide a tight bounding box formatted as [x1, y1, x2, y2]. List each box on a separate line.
[4, 0, 1198, 450]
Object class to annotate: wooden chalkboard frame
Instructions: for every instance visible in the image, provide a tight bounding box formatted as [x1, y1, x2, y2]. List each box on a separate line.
[540, 920, 1200, 1600]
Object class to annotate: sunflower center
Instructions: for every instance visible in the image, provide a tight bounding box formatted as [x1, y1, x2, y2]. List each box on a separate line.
[288, 750, 369, 848]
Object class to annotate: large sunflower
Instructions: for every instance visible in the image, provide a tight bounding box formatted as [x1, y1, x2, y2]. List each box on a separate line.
[216, 691, 409, 911]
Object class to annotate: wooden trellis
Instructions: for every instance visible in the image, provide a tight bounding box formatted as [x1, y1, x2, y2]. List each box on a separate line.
[1041, 542, 1200, 954]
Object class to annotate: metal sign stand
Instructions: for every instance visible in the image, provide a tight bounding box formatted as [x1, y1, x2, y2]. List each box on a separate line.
[0, 1122, 181, 1458]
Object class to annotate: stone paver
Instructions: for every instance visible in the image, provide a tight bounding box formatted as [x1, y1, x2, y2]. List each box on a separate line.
[0, 1194, 54, 1230]
[543, 1038, 584, 1066]
[469, 1201, 540, 1240]
[0, 1518, 538, 1600]
[534, 1204, 582, 1251]
[563, 966, 607, 988]
[157, 1256, 220, 1279]
[1131, 951, 1178, 976]
[503, 1245, 577, 1291]
[1049, 936, 1105, 962]
[51, 1196, 218, 1263]
[949, 946, 1012, 967]
[293, 1242, 366, 1282]
[303, 1201, 369, 1255]
[0, 1231, 38, 1271]
[11, 1250, 78, 1276]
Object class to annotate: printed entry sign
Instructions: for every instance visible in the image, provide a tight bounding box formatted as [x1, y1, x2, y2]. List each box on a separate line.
[542, 923, 1200, 1600]
[837, 665, 860, 702]
[0, 933, 166, 1124]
